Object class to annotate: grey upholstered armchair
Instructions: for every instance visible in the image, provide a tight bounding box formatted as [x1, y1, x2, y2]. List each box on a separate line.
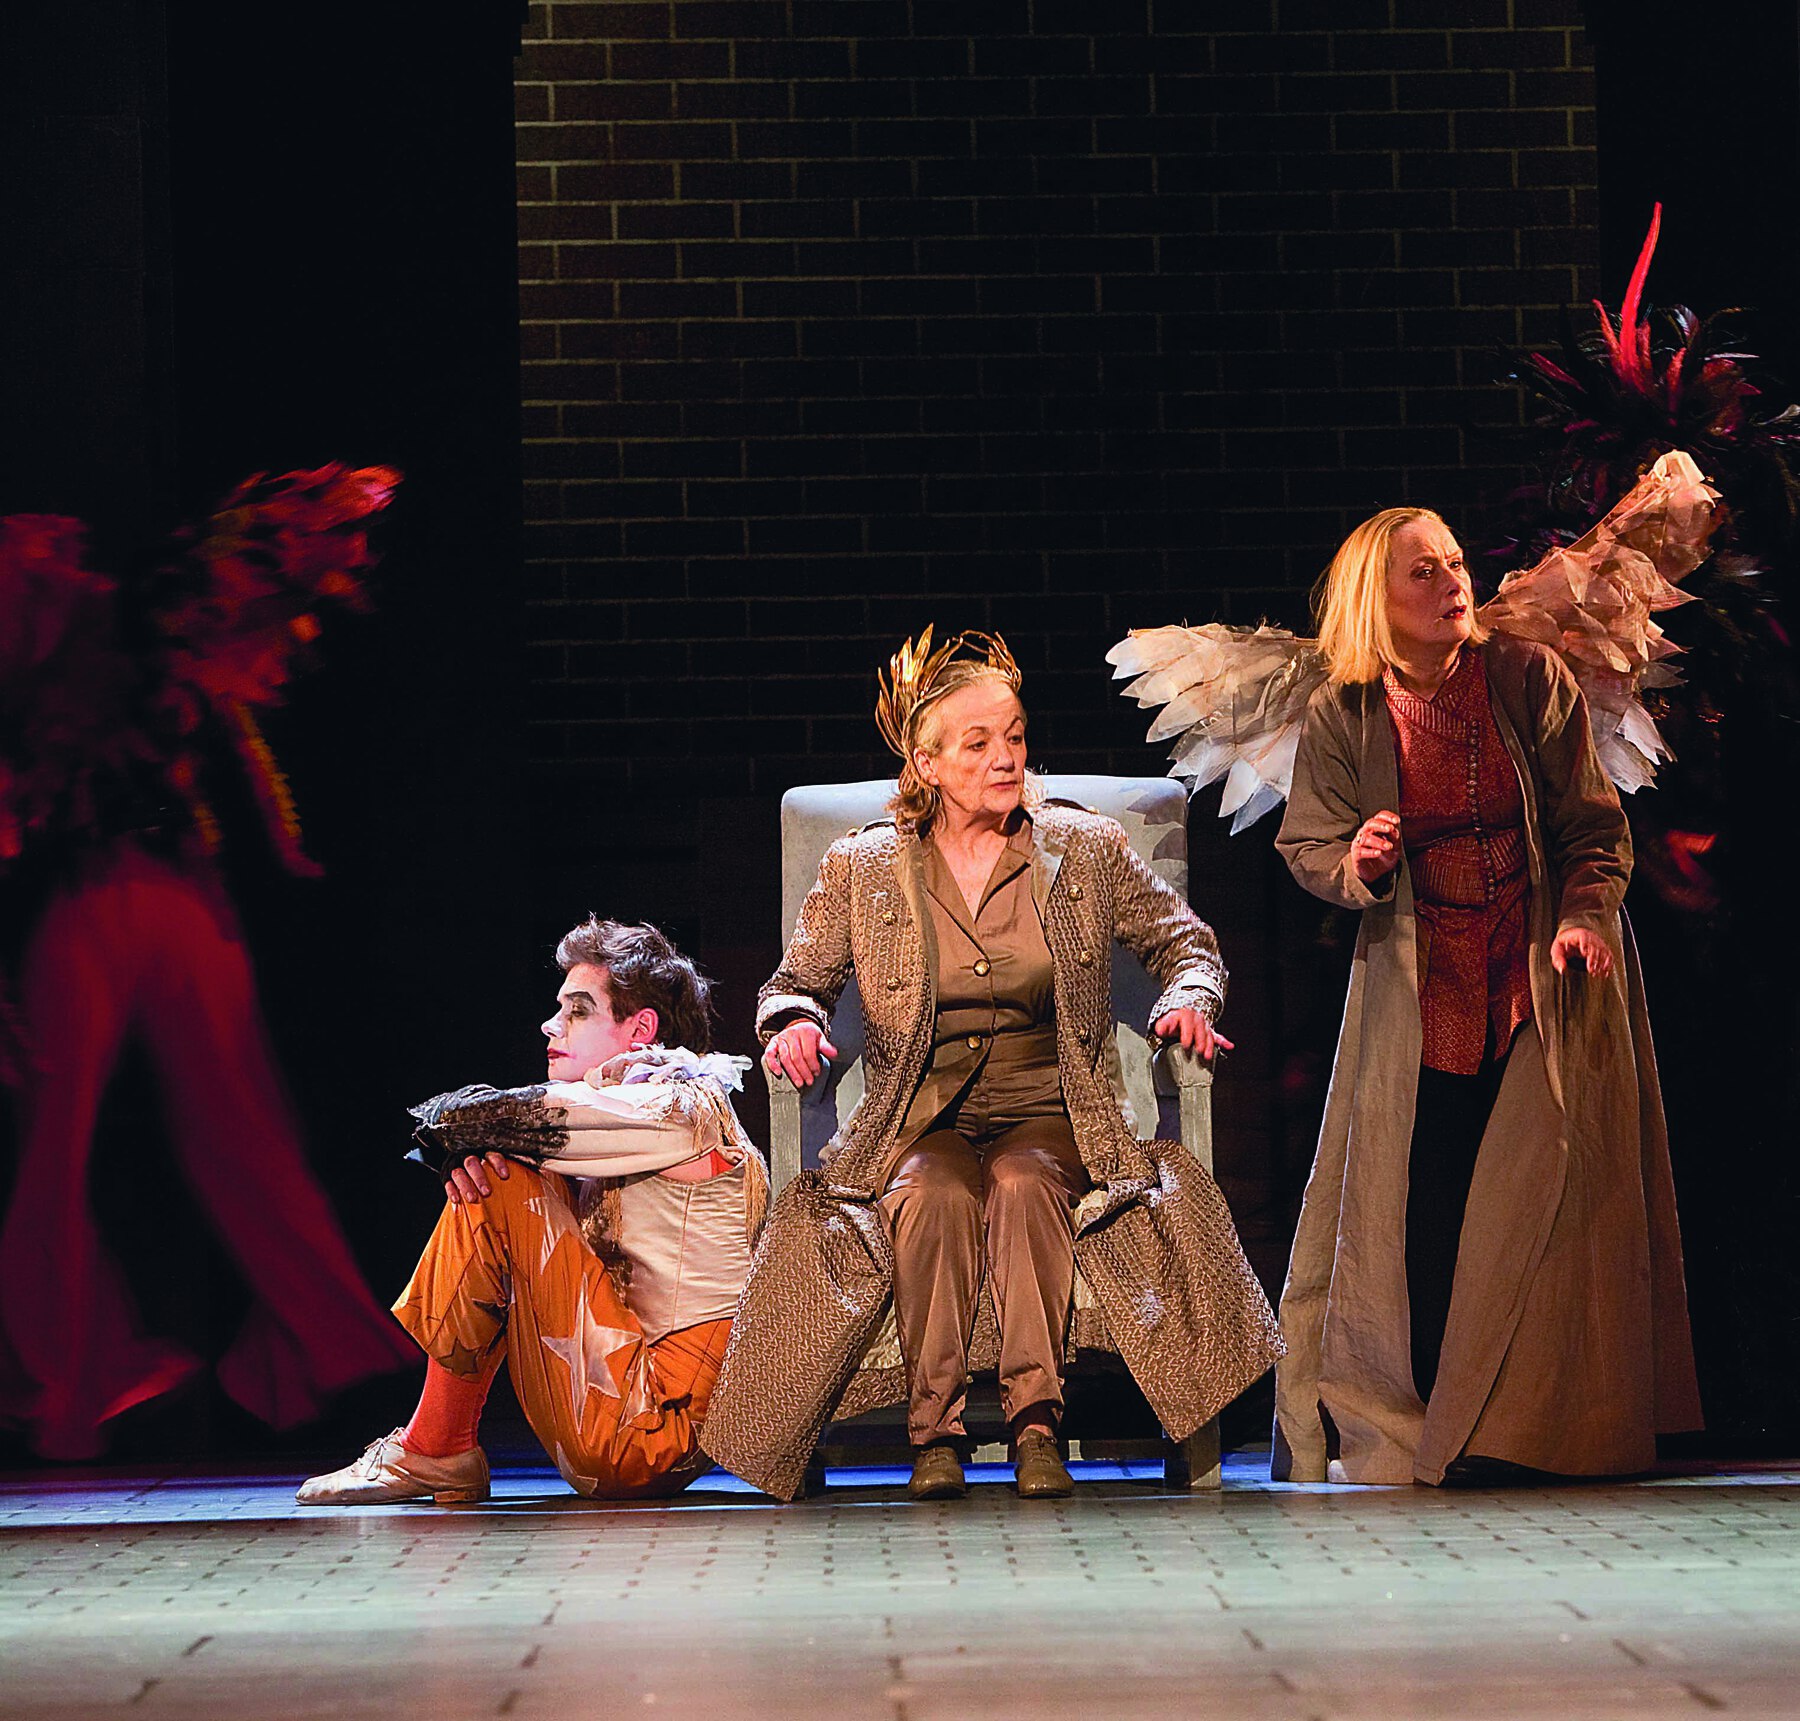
[766, 774, 1222, 1488]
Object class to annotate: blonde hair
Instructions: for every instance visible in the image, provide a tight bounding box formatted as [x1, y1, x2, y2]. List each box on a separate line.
[888, 665, 1034, 831]
[1313, 506, 1488, 685]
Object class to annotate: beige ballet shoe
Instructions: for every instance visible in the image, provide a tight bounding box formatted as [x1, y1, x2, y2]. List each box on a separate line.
[295, 1429, 490, 1506]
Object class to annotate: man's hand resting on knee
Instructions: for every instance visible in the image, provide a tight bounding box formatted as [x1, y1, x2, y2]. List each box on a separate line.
[446, 1152, 512, 1206]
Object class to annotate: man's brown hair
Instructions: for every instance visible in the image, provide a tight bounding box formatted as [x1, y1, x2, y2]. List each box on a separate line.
[554, 918, 714, 1054]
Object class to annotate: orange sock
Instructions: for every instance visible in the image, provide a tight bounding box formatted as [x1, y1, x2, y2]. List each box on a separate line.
[402, 1355, 501, 1458]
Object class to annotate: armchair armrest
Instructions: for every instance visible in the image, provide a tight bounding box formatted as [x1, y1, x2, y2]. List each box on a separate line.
[1156, 1042, 1215, 1175]
[767, 1066, 803, 1193]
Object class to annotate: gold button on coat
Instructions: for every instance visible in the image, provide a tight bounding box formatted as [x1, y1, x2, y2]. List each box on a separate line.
[1078, 950, 1093, 966]
[881, 909, 896, 924]
[1068, 883, 1084, 901]
[973, 958, 991, 977]
[966, 1034, 983, 1050]
[887, 976, 903, 990]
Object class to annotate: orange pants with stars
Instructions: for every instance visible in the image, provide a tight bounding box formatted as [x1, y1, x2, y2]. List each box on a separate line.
[392, 1167, 729, 1499]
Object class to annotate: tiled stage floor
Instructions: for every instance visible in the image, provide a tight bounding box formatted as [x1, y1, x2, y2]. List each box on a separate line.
[3, 1453, 1798, 1718]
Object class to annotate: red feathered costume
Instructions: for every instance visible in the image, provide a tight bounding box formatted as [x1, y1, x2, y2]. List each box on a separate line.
[0, 470, 415, 1458]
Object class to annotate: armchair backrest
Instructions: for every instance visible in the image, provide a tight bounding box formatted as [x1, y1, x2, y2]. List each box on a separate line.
[776, 774, 1190, 1170]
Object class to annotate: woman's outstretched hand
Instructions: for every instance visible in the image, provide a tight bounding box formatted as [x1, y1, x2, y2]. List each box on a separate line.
[1154, 1008, 1234, 1062]
[1550, 925, 1613, 979]
[1350, 809, 1403, 883]
[763, 1021, 839, 1088]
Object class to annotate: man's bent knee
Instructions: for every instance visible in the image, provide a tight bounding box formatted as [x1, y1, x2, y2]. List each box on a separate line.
[446, 1163, 564, 1231]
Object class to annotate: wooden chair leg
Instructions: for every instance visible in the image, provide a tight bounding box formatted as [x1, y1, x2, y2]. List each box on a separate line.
[1163, 1418, 1221, 1491]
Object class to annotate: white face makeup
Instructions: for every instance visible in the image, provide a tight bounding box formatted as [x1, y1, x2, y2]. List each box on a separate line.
[1384, 516, 1474, 662]
[915, 680, 1027, 823]
[541, 963, 648, 1082]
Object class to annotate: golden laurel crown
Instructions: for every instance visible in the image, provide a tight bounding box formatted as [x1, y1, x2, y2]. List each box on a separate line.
[875, 625, 1022, 759]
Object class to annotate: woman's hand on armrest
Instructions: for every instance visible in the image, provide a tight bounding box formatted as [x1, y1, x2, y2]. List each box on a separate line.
[763, 1021, 838, 1088]
[1154, 1007, 1234, 1062]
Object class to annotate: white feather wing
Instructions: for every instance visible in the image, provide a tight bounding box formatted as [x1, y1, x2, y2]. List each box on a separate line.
[1107, 623, 1325, 830]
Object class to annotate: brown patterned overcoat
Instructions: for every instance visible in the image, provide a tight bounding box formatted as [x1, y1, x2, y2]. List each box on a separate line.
[700, 803, 1283, 1500]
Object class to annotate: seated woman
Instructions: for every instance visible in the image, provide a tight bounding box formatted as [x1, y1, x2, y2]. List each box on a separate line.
[1273, 508, 1701, 1485]
[701, 629, 1282, 1502]
[298, 919, 767, 1504]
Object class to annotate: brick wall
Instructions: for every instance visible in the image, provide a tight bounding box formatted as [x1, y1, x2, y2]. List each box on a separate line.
[511, 3, 1601, 1242]
[514, 0, 1598, 811]
[511, 0, 1605, 1267]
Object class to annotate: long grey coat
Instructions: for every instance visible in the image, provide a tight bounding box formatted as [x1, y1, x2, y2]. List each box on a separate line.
[701, 803, 1283, 1500]
[1272, 636, 1702, 1484]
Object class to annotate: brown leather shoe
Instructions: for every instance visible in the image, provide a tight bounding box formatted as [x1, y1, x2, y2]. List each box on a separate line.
[907, 1442, 967, 1500]
[1012, 1428, 1073, 1499]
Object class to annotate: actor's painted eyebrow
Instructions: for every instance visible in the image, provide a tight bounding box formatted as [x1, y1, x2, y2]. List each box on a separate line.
[559, 989, 599, 1011]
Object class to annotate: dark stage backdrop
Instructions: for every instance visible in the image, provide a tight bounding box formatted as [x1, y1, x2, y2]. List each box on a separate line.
[155, 1, 539, 1299]
[1, 1, 1795, 1456]
[0, 0, 539, 1453]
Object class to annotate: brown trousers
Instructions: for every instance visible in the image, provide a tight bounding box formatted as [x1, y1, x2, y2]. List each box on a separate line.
[879, 1114, 1088, 1445]
[394, 1166, 728, 1498]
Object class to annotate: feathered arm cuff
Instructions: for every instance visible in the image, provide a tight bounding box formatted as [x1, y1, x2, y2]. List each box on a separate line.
[406, 1078, 707, 1178]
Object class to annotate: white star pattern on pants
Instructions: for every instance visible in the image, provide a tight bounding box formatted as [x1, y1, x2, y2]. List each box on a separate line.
[525, 1193, 579, 1276]
[540, 1306, 637, 1423]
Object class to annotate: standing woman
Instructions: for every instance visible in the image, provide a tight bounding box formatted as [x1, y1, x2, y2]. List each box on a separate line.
[1272, 508, 1701, 1485]
[702, 629, 1281, 1502]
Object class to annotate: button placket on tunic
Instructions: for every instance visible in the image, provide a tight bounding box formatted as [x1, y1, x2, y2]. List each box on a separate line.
[880, 819, 1086, 1443]
[896, 825, 1063, 1147]
[1384, 649, 1533, 1076]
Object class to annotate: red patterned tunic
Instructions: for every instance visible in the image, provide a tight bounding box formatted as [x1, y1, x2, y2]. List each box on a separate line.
[1383, 649, 1533, 1075]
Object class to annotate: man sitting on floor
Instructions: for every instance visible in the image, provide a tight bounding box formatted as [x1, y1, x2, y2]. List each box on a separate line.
[299, 918, 767, 1505]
